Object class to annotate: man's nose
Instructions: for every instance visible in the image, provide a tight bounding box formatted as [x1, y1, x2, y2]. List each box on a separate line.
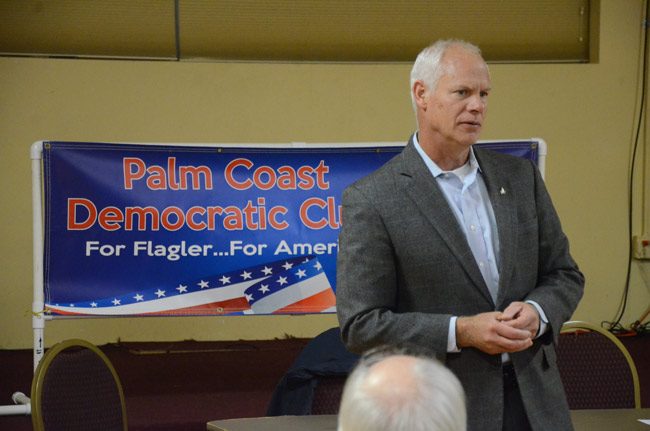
[467, 95, 486, 113]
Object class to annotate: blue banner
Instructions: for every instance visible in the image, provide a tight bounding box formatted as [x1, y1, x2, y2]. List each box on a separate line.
[43, 142, 401, 316]
[42, 140, 541, 317]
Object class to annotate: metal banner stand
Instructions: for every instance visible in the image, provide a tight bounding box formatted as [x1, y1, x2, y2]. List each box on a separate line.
[0, 142, 46, 416]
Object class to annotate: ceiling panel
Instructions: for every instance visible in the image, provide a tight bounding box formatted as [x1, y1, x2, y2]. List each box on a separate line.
[0, 0, 176, 58]
[0, 0, 594, 62]
[178, 0, 592, 62]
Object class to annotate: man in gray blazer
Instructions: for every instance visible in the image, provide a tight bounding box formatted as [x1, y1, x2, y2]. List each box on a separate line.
[336, 40, 584, 431]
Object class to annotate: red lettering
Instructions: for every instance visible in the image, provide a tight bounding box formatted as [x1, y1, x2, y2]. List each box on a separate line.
[68, 200, 292, 232]
[124, 207, 160, 231]
[300, 197, 328, 229]
[224, 158, 253, 190]
[315, 160, 330, 190]
[326, 197, 341, 228]
[67, 198, 97, 230]
[242, 201, 259, 230]
[180, 165, 213, 190]
[269, 206, 289, 230]
[223, 206, 244, 230]
[123, 158, 146, 190]
[253, 166, 276, 190]
[98, 207, 124, 231]
[223, 158, 330, 191]
[257, 198, 267, 229]
[186, 206, 207, 230]
[277, 166, 298, 189]
[161, 207, 184, 231]
[125, 157, 213, 191]
[146, 165, 167, 190]
[168, 157, 179, 190]
[296, 166, 316, 190]
[207, 206, 224, 230]
[299, 197, 340, 229]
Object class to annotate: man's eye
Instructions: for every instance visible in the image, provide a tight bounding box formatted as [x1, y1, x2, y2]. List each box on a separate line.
[480, 91, 489, 98]
[456, 90, 467, 96]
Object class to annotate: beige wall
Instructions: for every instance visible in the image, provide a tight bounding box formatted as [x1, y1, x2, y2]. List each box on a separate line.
[1, 1, 648, 349]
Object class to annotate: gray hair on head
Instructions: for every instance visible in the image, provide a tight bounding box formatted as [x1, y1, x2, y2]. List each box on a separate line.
[409, 39, 483, 112]
[337, 345, 467, 431]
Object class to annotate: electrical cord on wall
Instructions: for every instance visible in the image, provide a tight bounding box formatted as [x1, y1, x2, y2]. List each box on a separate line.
[603, 0, 649, 335]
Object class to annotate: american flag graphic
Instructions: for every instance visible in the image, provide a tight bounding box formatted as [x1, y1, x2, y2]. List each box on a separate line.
[45, 256, 336, 316]
[244, 257, 336, 314]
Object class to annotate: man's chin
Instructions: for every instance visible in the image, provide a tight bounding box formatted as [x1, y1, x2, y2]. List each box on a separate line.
[458, 134, 481, 147]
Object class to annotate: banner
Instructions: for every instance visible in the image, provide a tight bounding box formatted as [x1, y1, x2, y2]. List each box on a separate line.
[42, 140, 542, 317]
[43, 142, 402, 316]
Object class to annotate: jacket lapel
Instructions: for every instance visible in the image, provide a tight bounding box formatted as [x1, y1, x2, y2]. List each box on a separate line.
[474, 148, 517, 308]
[396, 139, 494, 305]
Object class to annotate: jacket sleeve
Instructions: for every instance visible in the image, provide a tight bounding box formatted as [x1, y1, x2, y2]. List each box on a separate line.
[335, 183, 451, 356]
[523, 161, 585, 343]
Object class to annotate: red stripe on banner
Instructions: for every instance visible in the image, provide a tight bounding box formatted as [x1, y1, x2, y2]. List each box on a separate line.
[44, 307, 80, 316]
[45, 297, 251, 317]
[273, 288, 336, 314]
[141, 297, 251, 316]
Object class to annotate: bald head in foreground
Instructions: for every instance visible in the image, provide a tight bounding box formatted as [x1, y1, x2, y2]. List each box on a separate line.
[338, 350, 466, 431]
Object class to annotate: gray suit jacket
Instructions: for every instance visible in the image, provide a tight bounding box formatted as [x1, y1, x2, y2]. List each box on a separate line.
[336, 137, 584, 431]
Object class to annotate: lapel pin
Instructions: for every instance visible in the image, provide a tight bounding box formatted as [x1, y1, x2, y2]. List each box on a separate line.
[500, 187, 506, 195]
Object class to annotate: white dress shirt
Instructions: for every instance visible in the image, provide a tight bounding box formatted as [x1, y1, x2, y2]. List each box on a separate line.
[412, 133, 547, 355]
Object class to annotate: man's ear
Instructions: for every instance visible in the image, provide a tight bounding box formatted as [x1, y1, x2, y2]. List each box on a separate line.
[413, 80, 428, 109]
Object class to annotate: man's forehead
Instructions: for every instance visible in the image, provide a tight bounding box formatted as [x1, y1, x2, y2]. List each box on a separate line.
[442, 50, 487, 70]
[438, 52, 490, 84]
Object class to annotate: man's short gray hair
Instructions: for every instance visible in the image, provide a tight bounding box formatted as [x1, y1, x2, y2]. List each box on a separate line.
[409, 39, 483, 112]
[337, 346, 467, 431]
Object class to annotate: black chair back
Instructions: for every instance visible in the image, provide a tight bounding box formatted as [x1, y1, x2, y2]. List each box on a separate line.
[557, 321, 640, 409]
[31, 339, 128, 431]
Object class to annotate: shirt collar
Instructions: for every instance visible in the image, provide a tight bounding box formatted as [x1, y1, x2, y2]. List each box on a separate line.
[412, 132, 481, 178]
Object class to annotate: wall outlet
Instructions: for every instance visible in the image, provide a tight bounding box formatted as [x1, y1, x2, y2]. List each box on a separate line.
[633, 235, 650, 259]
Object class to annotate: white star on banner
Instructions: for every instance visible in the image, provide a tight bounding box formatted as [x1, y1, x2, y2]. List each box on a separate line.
[245, 293, 253, 301]
[261, 266, 273, 275]
[295, 269, 307, 278]
[277, 276, 288, 286]
[240, 270, 252, 280]
[112, 298, 121, 306]
[314, 262, 323, 271]
[133, 294, 144, 302]
[198, 280, 209, 289]
[219, 276, 231, 285]
[176, 285, 188, 293]
[259, 284, 270, 294]
[155, 289, 166, 298]
[91, 302, 98, 307]
[282, 261, 293, 270]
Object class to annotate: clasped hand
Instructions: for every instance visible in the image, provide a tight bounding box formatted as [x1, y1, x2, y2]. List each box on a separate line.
[456, 302, 540, 355]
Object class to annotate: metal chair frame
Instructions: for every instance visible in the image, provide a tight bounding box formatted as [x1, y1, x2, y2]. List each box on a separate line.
[30, 338, 128, 431]
[560, 320, 641, 409]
